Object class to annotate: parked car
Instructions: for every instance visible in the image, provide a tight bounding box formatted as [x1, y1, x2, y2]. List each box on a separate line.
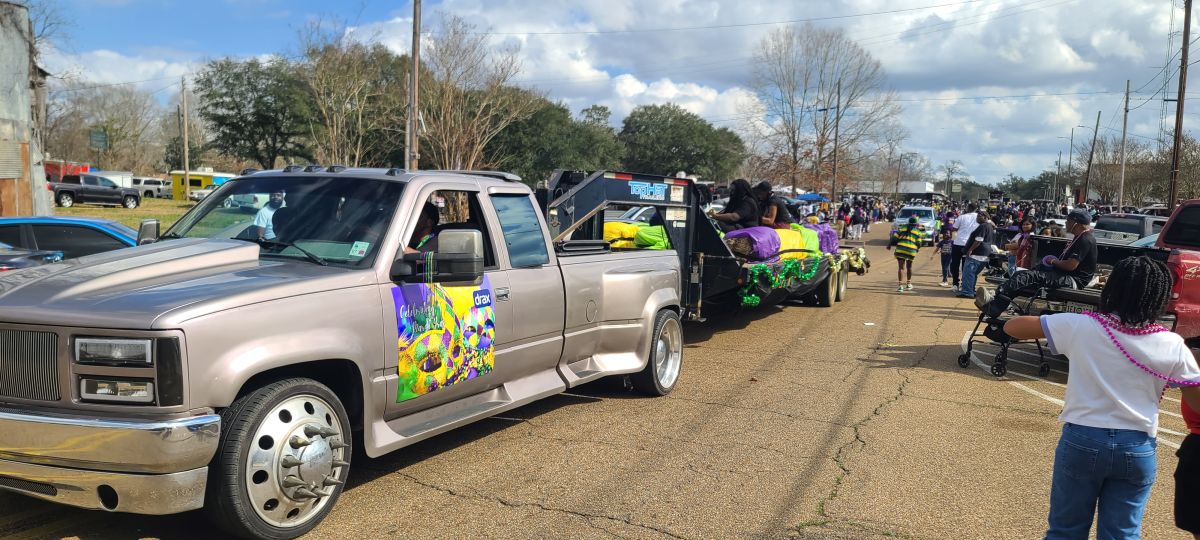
[1139, 204, 1173, 217]
[50, 174, 141, 209]
[188, 186, 215, 202]
[890, 206, 938, 245]
[1092, 213, 1167, 245]
[0, 242, 63, 271]
[0, 168, 684, 538]
[132, 177, 169, 199]
[0, 217, 136, 259]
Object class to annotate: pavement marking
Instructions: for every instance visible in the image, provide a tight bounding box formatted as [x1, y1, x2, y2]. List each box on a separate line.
[959, 331, 1182, 450]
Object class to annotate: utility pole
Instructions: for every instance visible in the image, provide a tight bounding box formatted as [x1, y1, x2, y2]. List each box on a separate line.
[1053, 151, 1061, 202]
[1083, 110, 1100, 206]
[830, 78, 841, 203]
[1118, 79, 1130, 209]
[894, 153, 905, 201]
[406, 0, 422, 171]
[181, 76, 190, 202]
[1065, 128, 1075, 205]
[1169, 0, 1192, 209]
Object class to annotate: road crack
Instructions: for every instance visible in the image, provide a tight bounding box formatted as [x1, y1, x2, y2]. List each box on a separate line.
[394, 471, 691, 540]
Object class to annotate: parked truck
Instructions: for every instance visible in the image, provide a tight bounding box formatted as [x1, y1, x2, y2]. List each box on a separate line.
[49, 173, 141, 209]
[0, 167, 684, 539]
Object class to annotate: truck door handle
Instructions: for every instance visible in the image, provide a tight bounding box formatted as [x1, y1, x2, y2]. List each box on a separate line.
[496, 287, 510, 301]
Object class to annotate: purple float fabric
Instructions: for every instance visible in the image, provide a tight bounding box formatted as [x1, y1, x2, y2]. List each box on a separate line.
[725, 226, 782, 261]
[805, 223, 840, 254]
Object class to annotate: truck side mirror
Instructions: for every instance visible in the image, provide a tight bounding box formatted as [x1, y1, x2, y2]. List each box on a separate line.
[137, 219, 160, 245]
[390, 229, 485, 285]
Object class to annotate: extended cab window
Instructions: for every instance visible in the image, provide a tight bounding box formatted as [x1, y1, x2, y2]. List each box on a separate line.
[1162, 205, 1200, 249]
[490, 194, 549, 268]
[0, 225, 23, 248]
[82, 176, 99, 186]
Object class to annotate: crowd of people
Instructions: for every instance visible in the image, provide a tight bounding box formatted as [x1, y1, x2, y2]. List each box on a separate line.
[706, 182, 1199, 538]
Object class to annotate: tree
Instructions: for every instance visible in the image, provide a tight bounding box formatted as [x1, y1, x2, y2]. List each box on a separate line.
[486, 101, 623, 184]
[420, 14, 542, 170]
[750, 23, 900, 194]
[618, 103, 745, 181]
[939, 160, 967, 199]
[299, 20, 408, 167]
[44, 82, 164, 173]
[194, 57, 314, 169]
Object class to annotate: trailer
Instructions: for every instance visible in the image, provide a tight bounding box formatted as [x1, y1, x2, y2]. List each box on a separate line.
[540, 170, 867, 321]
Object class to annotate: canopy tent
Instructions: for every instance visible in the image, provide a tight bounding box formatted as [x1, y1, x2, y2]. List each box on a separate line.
[796, 193, 830, 202]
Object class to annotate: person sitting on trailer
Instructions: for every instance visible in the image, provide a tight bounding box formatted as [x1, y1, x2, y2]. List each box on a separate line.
[752, 181, 797, 229]
[709, 179, 760, 232]
[977, 209, 1097, 317]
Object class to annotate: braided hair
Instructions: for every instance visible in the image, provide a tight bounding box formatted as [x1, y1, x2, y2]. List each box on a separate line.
[1098, 256, 1174, 326]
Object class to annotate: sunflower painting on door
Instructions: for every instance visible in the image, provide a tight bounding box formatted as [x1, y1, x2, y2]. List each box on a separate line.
[392, 276, 496, 402]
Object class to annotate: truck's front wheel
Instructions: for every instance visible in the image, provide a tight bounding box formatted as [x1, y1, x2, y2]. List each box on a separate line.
[632, 310, 683, 396]
[206, 378, 351, 539]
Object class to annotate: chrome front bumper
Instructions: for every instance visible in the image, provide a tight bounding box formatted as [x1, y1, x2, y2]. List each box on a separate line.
[0, 409, 220, 514]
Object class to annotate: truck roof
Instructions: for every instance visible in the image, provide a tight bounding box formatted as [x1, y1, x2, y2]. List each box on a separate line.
[239, 167, 524, 186]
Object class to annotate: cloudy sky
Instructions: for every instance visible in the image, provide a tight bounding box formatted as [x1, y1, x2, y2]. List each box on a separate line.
[41, 0, 1191, 184]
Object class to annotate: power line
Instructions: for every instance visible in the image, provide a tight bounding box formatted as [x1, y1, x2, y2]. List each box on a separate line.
[49, 74, 185, 92]
[461, 0, 984, 36]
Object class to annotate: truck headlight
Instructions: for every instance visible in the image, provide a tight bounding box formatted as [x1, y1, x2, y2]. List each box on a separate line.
[75, 338, 152, 366]
[80, 378, 155, 404]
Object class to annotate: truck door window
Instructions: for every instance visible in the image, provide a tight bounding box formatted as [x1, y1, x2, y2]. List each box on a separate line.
[82, 176, 98, 186]
[1163, 206, 1200, 249]
[97, 177, 117, 188]
[0, 225, 23, 248]
[490, 194, 550, 268]
[32, 225, 127, 258]
[411, 191, 497, 268]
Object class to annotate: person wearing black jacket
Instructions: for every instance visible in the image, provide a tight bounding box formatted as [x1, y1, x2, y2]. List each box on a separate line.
[752, 181, 797, 229]
[710, 179, 760, 232]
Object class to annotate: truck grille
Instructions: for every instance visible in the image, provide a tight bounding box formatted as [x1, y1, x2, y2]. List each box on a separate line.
[0, 330, 60, 401]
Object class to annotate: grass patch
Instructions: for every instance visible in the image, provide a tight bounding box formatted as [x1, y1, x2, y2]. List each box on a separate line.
[53, 198, 195, 229]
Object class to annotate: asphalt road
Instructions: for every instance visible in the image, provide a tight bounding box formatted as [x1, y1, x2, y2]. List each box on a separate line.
[0, 225, 1192, 539]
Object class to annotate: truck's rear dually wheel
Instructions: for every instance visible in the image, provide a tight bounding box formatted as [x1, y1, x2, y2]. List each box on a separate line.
[632, 310, 683, 396]
[207, 378, 351, 539]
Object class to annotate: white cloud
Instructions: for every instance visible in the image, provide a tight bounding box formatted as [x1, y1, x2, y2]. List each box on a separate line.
[53, 0, 1191, 183]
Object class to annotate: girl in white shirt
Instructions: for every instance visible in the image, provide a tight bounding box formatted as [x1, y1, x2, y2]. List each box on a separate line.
[1005, 256, 1200, 540]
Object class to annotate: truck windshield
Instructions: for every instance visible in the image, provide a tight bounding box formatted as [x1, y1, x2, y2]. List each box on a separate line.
[1095, 216, 1143, 235]
[898, 209, 933, 220]
[164, 176, 404, 267]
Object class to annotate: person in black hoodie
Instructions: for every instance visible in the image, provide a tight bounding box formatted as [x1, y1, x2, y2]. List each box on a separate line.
[710, 179, 760, 232]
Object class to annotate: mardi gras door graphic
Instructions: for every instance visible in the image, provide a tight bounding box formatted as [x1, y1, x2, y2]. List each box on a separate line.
[392, 276, 496, 402]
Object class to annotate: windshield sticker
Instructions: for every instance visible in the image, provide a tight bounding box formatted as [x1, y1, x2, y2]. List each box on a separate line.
[349, 241, 370, 257]
[392, 277, 495, 402]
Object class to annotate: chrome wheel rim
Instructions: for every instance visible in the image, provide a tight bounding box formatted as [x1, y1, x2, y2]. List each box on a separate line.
[124, 198, 136, 208]
[246, 394, 348, 528]
[60, 194, 72, 206]
[654, 317, 683, 389]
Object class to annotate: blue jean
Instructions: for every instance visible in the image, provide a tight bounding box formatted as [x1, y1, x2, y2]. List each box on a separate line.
[959, 257, 986, 297]
[1046, 423, 1157, 540]
[940, 252, 952, 281]
[1007, 254, 1017, 276]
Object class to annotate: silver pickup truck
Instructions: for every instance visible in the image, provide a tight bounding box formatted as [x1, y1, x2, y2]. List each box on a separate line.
[0, 168, 683, 539]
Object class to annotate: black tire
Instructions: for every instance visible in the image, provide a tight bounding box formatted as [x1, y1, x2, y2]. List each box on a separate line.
[144, 190, 155, 199]
[813, 271, 835, 307]
[834, 266, 848, 302]
[206, 378, 352, 540]
[56, 192, 74, 207]
[631, 310, 683, 396]
[957, 353, 971, 368]
[1038, 363, 1052, 377]
[123, 195, 139, 209]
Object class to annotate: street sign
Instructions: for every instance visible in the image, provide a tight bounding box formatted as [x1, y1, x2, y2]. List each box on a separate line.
[951, 182, 962, 193]
[89, 129, 108, 151]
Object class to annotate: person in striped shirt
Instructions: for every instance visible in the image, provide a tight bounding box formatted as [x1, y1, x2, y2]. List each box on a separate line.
[887, 217, 922, 292]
